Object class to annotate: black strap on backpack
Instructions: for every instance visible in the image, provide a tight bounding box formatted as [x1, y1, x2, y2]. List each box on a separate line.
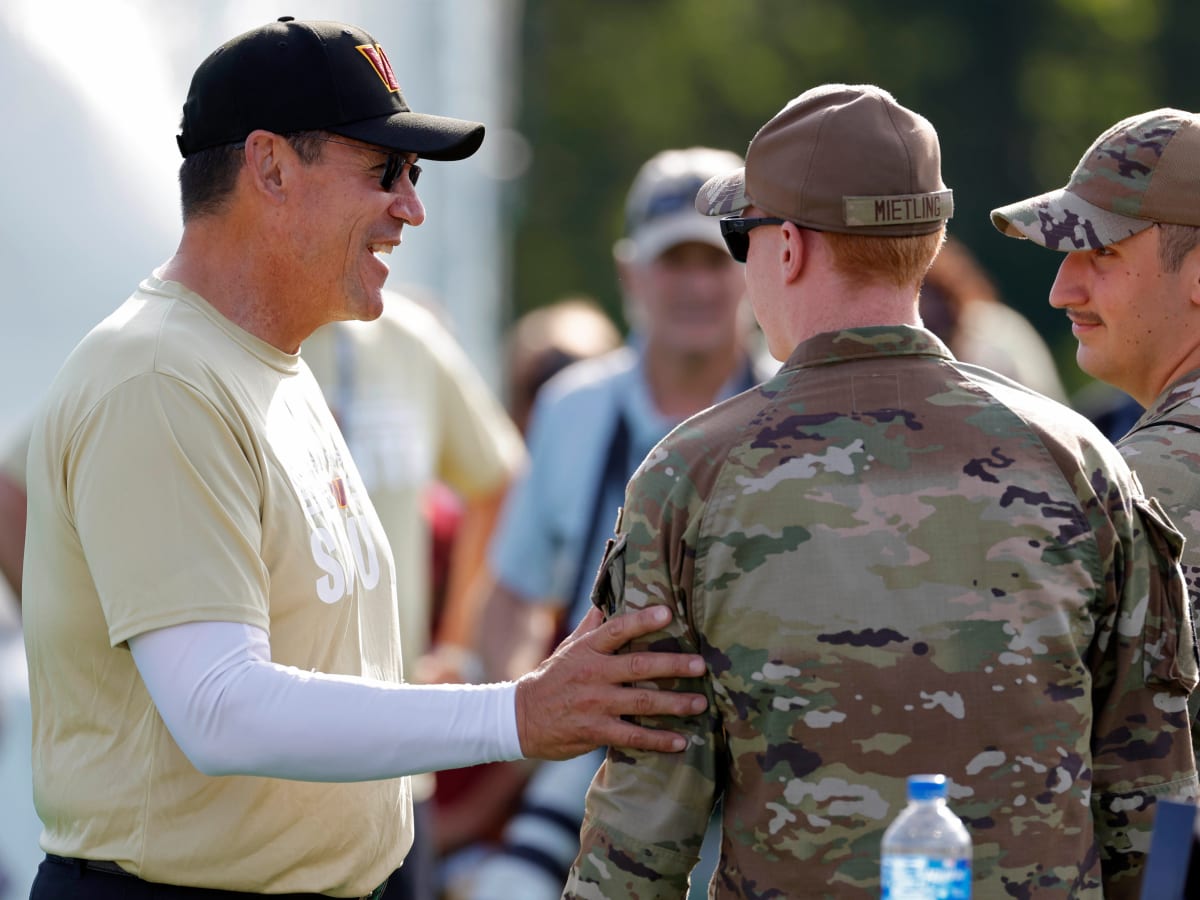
[558, 358, 762, 636]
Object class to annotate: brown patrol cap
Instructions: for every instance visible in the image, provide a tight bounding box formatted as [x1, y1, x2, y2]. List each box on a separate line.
[696, 83, 953, 236]
[991, 108, 1200, 251]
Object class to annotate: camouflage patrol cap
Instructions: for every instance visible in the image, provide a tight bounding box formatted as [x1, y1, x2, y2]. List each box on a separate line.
[614, 147, 745, 264]
[695, 84, 953, 236]
[991, 108, 1200, 250]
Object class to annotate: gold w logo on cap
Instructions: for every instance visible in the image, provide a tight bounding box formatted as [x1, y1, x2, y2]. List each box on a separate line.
[356, 43, 400, 92]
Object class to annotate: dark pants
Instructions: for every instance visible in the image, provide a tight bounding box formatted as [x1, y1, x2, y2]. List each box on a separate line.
[30, 855, 389, 899]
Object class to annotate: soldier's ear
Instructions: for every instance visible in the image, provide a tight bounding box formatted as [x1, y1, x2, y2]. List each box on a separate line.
[779, 222, 805, 284]
[1183, 242, 1200, 310]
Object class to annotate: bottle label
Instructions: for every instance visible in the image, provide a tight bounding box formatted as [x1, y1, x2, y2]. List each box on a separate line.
[881, 856, 971, 899]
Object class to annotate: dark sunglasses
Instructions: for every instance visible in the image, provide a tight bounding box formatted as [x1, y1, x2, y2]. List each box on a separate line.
[719, 216, 788, 263]
[312, 136, 422, 191]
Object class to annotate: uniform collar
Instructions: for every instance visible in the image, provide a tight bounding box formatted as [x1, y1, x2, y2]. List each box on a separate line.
[783, 325, 954, 371]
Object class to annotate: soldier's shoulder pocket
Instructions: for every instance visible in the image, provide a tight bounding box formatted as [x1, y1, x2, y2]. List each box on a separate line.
[1133, 496, 1198, 692]
[590, 532, 627, 620]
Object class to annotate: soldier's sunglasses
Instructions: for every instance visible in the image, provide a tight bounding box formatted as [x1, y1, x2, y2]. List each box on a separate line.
[719, 216, 788, 263]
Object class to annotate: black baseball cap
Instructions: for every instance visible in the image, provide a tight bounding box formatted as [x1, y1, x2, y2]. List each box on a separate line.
[176, 17, 485, 161]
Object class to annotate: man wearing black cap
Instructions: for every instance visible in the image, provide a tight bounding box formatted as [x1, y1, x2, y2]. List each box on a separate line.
[563, 84, 1197, 899]
[21, 19, 707, 900]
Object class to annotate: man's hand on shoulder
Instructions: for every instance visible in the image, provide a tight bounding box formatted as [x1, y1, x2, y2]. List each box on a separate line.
[513, 605, 707, 760]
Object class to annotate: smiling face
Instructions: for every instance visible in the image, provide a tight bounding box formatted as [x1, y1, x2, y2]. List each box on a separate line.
[289, 135, 425, 325]
[1048, 225, 1197, 405]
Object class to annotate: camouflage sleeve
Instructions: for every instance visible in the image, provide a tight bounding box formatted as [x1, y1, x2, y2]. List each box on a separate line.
[1089, 494, 1199, 899]
[1118, 426, 1200, 589]
[563, 465, 722, 900]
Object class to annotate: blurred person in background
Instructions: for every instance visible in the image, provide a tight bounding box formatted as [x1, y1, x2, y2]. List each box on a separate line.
[0, 431, 27, 898]
[918, 234, 1067, 402]
[503, 296, 623, 435]
[0, 437, 25, 602]
[462, 147, 778, 900]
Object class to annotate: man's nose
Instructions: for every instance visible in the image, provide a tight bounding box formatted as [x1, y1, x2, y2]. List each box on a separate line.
[1048, 252, 1085, 308]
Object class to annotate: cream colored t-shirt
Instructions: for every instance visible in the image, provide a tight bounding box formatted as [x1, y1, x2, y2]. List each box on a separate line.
[23, 275, 408, 896]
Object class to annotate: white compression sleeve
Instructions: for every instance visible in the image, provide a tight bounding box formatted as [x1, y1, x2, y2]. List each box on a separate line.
[128, 620, 524, 781]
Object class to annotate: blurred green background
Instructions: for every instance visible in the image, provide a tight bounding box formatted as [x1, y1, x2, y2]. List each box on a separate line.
[507, 0, 1200, 398]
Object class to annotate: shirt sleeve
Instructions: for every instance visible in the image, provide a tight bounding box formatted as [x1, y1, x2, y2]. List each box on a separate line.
[1090, 494, 1200, 899]
[129, 619, 524, 780]
[564, 479, 720, 900]
[1119, 426, 1200, 600]
[70, 374, 271, 643]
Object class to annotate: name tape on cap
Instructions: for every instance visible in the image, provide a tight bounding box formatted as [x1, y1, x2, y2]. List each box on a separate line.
[843, 190, 954, 227]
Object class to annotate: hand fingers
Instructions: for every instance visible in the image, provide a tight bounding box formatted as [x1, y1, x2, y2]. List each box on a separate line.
[589, 605, 672, 653]
[586, 606, 706, 682]
[606, 722, 691, 753]
[613, 649, 706, 682]
[603, 683, 707, 719]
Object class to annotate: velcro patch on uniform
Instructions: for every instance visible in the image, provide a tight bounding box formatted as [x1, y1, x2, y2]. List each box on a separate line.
[843, 190, 953, 227]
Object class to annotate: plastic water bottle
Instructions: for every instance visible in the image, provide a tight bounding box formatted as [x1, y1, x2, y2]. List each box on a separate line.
[880, 774, 972, 899]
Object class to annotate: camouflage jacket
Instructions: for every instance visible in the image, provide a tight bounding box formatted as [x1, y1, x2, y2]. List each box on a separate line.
[1117, 368, 1200, 752]
[1118, 370, 1200, 602]
[564, 327, 1198, 900]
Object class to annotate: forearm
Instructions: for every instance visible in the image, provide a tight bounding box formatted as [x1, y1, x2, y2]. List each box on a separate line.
[130, 620, 523, 781]
[433, 486, 506, 649]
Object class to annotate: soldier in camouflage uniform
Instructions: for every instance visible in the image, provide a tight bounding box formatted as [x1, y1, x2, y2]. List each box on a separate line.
[563, 85, 1199, 900]
[992, 110, 1200, 751]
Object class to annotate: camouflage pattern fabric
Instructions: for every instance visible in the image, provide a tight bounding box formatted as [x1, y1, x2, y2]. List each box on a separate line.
[990, 111, 1188, 251]
[1117, 368, 1200, 751]
[563, 326, 1199, 900]
[695, 167, 748, 217]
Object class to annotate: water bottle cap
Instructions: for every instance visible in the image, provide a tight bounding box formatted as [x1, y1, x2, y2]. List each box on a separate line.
[907, 773, 948, 801]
